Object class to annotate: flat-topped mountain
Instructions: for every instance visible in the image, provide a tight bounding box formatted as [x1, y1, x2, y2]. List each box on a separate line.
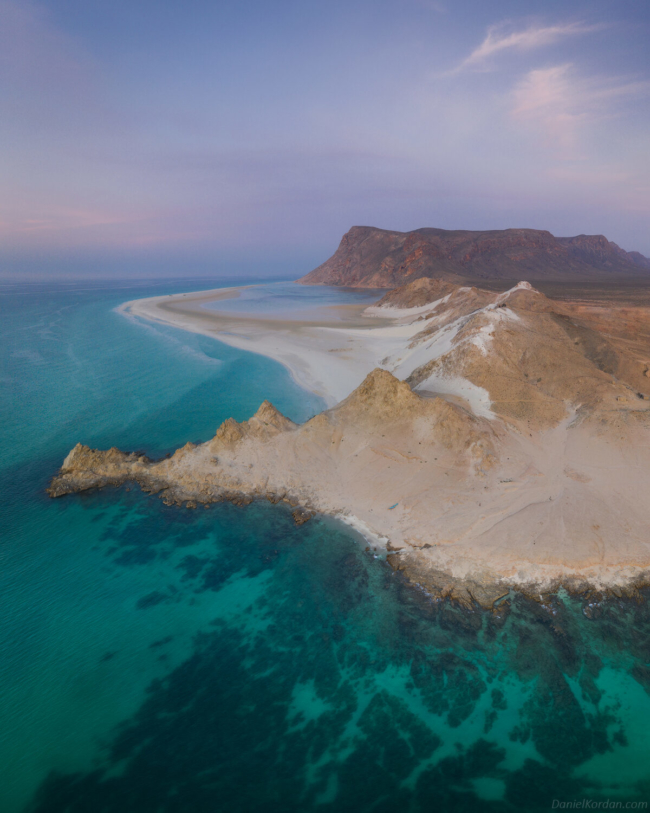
[299, 226, 650, 287]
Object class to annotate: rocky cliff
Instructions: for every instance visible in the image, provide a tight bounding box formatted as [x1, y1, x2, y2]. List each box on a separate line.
[299, 226, 650, 287]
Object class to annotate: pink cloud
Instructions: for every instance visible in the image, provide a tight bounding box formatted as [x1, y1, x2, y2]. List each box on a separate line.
[512, 64, 650, 158]
[450, 20, 602, 74]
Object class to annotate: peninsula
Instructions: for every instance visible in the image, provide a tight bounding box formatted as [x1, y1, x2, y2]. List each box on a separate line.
[49, 260, 650, 608]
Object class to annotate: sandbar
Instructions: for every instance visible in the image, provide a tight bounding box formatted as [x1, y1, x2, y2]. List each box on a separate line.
[119, 284, 416, 406]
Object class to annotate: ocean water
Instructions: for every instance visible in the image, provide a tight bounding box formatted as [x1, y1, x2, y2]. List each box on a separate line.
[2, 278, 650, 813]
[200, 281, 383, 319]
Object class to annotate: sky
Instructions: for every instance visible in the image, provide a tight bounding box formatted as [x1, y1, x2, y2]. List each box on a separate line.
[1, 0, 649, 278]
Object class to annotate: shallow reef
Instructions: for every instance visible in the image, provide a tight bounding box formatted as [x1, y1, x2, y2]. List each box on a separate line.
[30, 493, 650, 813]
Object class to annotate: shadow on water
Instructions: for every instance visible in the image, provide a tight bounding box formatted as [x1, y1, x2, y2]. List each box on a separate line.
[28, 492, 650, 813]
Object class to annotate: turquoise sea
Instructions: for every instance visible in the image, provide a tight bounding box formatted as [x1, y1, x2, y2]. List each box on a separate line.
[2, 278, 650, 813]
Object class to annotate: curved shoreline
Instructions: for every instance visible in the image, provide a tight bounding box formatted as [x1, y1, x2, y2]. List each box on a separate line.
[118, 283, 396, 406]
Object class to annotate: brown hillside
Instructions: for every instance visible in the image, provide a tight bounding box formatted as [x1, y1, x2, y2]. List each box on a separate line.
[299, 226, 650, 288]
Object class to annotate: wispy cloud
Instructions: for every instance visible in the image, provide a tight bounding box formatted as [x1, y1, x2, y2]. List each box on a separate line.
[414, 0, 447, 13]
[511, 64, 650, 158]
[450, 21, 601, 74]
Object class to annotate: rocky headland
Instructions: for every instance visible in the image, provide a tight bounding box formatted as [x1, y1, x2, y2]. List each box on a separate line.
[299, 226, 650, 287]
[50, 278, 650, 610]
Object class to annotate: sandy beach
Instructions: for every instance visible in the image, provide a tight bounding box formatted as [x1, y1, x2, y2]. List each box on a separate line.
[119, 284, 427, 406]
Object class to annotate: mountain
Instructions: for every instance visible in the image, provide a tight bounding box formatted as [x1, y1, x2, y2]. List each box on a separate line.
[299, 226, 650, 287]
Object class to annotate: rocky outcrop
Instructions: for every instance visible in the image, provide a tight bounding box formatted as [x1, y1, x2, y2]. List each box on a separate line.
[210, 400, 296, 450]
[47, 445, 153, 497]
[299, 226, 650, 287]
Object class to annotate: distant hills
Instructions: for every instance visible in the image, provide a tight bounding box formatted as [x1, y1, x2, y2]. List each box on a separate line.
[299, 226, 650, 287]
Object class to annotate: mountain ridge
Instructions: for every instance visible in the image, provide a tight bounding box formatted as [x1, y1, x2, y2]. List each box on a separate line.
[299, 226, 650, 287]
